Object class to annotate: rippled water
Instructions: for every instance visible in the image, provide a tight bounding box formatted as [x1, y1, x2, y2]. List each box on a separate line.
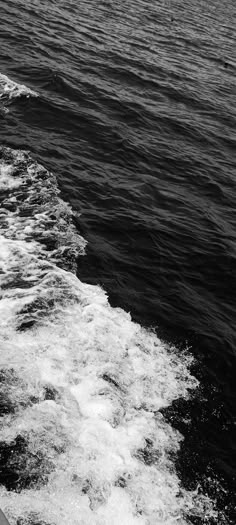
[0, 0, 235, 523]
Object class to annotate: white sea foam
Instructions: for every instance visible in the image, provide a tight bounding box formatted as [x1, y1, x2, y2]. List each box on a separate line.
[0, 73, 38, 106]
[0, 148, 218, 524]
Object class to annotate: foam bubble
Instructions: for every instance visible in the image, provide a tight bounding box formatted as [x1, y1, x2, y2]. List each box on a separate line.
[0, 148, 219, 524]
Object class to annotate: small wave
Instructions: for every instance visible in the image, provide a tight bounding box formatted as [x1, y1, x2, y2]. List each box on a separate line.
[0, 73, 38, 110]
[0, 148, 219, 524]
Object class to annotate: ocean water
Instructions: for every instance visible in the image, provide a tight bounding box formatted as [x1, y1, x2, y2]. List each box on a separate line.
[0, 0, 235, 524]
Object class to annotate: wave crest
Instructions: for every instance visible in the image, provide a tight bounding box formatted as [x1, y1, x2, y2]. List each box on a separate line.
[0, 73, 38, 112]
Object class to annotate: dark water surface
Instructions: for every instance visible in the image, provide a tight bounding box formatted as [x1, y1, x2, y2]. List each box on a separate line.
[0, 0, 235, 523]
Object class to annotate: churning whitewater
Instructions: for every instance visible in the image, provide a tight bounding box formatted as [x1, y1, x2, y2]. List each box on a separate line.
[0, 147, 216, 524]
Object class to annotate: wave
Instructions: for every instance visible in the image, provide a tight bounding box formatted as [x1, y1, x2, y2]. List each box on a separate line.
[0, 148, 218, 524]
[0, 74, 38, 112]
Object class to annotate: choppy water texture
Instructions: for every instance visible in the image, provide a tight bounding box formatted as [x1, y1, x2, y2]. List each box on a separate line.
[0, 0, 235, 524]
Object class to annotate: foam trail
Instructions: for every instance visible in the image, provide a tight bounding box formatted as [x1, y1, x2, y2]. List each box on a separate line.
[0, 148, 218, 525]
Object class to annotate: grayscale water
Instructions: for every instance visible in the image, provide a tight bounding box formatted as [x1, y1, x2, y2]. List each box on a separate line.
[0, 1, 235, 523]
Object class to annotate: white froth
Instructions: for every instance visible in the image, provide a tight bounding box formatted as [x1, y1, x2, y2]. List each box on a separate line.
[0, 73, 38, 104]
[0, 149, 218, 524]
[0, 164, 23, 189]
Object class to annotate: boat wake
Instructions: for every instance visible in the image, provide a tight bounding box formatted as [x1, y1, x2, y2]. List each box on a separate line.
[0, 148, 218, 524]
